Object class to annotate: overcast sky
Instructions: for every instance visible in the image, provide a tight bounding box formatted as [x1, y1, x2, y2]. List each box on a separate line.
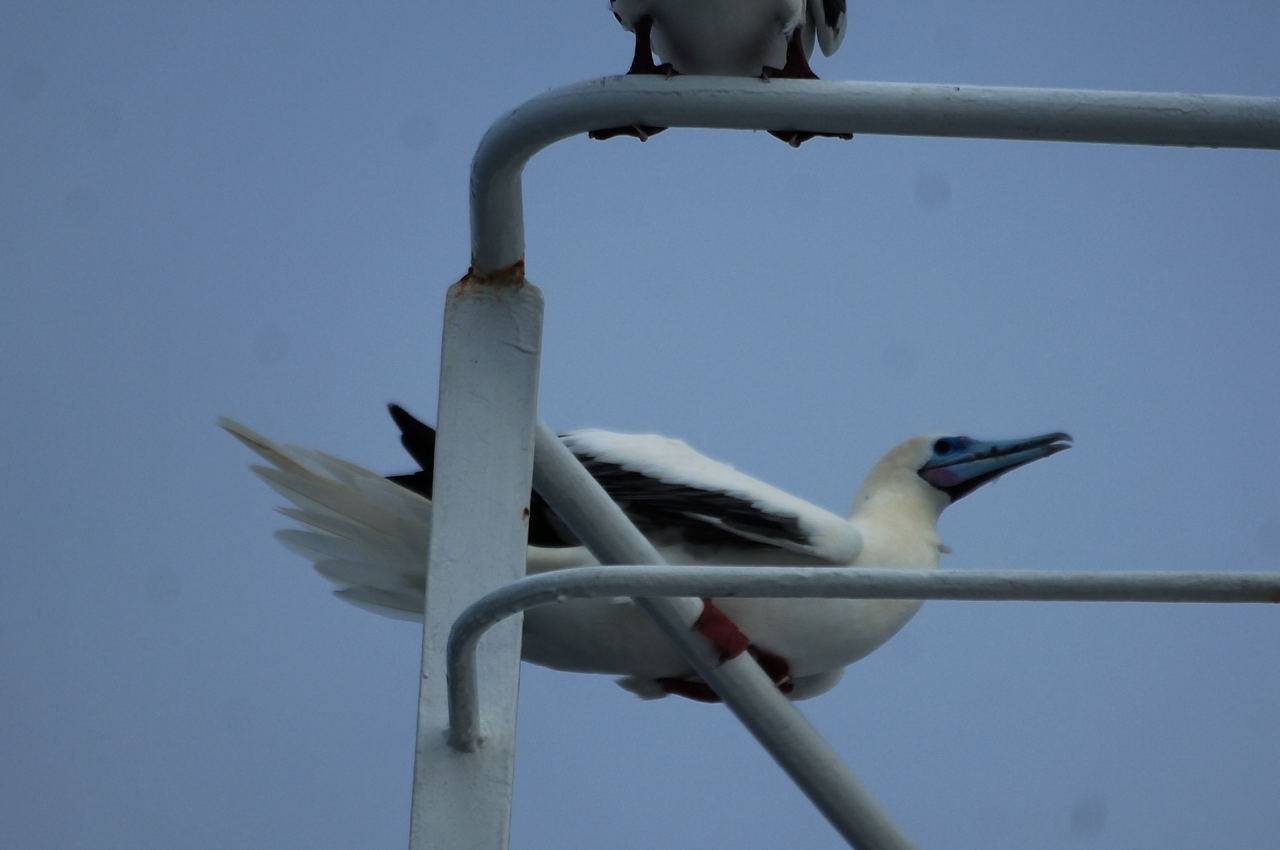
[4, 2, 1279, 848]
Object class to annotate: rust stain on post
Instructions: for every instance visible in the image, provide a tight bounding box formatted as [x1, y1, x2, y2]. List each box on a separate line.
[458, 259, 527, 288]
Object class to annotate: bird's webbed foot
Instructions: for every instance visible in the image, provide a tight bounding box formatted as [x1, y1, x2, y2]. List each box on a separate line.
[590, 16, 677, 141]
[651, 599, 795, 702]
[761, 28, 852, 147]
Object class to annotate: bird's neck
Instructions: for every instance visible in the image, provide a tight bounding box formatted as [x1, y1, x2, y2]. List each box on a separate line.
[848, 481, 949, 569]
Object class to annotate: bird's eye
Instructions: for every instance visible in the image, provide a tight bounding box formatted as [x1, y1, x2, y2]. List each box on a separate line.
[933, 438, 956, 454]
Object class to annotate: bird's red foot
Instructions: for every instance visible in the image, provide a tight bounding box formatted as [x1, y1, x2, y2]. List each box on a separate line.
[694, 598, 751, 661]
[761, 28, 852, 147]
[748, 644, 794, 694]
[653, 678, 722, 703]
[650, 600, 795, 702]
[588, 125, 667, 142]
[590, 16, 676, 141]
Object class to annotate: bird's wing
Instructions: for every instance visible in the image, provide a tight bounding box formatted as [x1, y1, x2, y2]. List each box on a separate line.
[808, 0, 847, 56]
[386, 403, 576, 547]
[219, 416, 429, 619]
[561, 429, 862, 563]
[384, 405, 858, 559]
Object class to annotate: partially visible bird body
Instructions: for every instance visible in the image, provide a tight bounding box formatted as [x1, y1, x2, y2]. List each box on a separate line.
[518, 545, 929, 699]
[221, 407, 1069, 701]
[594, 0, 851, 144]
[610, 0, 846, 77]
[613, 0, 804, 76]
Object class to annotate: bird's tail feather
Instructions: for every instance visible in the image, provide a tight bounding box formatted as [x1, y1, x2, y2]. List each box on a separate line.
[219, 416, 430, 619]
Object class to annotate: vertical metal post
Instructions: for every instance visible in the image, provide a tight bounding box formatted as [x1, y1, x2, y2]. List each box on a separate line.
[408, 273, 544, 850]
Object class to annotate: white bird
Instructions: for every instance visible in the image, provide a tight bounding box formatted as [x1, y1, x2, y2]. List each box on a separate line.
[609, 0, 847, 77]
[221, 406, 1069, 701]
[594, 0, 851, 145]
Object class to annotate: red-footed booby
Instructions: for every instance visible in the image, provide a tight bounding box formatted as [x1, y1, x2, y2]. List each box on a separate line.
[610, 0, 846, 77]
[594, 0, 852, 145]
[220, 406, 1069, 701]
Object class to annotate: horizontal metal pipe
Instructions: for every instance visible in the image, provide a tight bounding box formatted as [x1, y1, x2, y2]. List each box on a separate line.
[471, 76, 1280, 274]
[455, 565, 1280, 619]
[449, 565, 1279, 744]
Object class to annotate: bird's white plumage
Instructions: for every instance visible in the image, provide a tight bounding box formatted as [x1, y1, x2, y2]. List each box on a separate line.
[221, 417, 431, 620]
[223, 417, 1065, 700]
[610, 0, 846, 76]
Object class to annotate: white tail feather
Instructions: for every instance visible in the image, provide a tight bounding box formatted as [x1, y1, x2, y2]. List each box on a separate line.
[334, 585, 424, 620]
[312, 556, 422, 600]
[221, 417, 430, 620]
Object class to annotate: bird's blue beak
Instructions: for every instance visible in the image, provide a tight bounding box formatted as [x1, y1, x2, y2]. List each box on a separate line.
[919, 432, 1072, 501]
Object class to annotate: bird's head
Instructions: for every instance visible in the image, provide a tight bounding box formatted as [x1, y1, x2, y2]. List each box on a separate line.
[852, 431, 1072, 521]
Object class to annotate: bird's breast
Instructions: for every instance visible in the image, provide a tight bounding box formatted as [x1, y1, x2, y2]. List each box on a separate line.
[639, 0, 807, 75]
[713, 595, 926, 677]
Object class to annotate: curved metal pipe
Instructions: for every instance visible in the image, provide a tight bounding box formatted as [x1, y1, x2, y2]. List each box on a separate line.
[471, 76, 1280, 274]
[448, 565, 1280, 748]
[423, 72, 1280, 850]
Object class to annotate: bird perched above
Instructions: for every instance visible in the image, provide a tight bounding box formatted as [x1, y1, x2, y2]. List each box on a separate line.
[610, 0, 847, 78]
[221, 406, 1070, 701]
[594, 0, 851, 145]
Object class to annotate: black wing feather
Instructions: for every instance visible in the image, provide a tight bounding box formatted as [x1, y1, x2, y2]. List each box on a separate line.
[387, 404, 576, 547]
[385, 404, 807, 551]
[576, 455, 808, 548]
[823, 0, 845, 30]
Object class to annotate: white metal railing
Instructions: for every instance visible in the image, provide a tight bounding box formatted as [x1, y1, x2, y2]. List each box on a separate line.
[447, 565, 1280, 750]
[409, 75, 1280, 850]
[469, 77, 1280, 276]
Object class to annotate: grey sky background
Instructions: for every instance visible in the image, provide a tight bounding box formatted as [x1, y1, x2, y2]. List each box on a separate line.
[4, 2, 1278, 848]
